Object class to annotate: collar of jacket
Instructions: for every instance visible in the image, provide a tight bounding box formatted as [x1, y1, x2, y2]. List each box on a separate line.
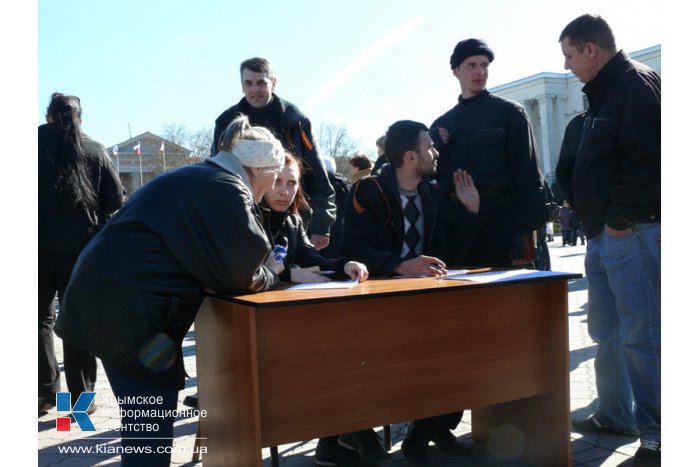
[458, 90, 490, 107]
[376, 163, 437, 200]
[208, 150, 253, 192]
[582, 51, 631, 104]
[234, 93, 303, 127]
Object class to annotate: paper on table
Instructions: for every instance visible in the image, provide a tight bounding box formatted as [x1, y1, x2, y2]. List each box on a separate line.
[286, 277, 360, 290]
[443, 269, 573, 283]
[397, 269, 469, 279]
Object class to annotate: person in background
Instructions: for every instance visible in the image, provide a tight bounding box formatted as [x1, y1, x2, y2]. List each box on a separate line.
[371, 134, 387, 175]
[38, 92, 124, 415]
[558, 14, 661, 466]
[430, 38, 545, 268]
[342, 120, 484, 465]
[559, 201, 573, 246]
[349, 153, 374, 183]
[56, 115, 285, 467]
[211, 57, 335, 251]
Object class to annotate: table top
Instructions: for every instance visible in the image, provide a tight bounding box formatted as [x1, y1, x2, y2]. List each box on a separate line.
[210, 269, 581, 308]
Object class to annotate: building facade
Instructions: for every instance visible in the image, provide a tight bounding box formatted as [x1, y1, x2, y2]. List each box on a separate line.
[108, 132, 191, 196]
[491, 45, 661, 182]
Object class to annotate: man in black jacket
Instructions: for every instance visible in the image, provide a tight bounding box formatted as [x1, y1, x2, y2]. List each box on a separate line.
[339, 120, 484, 465]
[211, 57, 335, 250]
[430, 39, 545, 268]
[558, 14, 661, 467]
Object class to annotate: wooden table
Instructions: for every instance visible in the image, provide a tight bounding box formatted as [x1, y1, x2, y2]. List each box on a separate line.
[194, 273, 578, 466]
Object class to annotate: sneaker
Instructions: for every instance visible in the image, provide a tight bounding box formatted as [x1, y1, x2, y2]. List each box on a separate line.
[314, 436, 374, 467]
[632, 440, 660, 467]
[572, 414, 639, 437]
[338, 430, 392, 463]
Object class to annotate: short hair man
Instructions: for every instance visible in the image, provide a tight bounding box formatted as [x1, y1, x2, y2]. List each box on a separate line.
[348, 153, 373, 183]
[341, 120, 484, 464]
[558, 14, 661, 466]
[430, 39, 546, 268]
[211, 57, 335, 250]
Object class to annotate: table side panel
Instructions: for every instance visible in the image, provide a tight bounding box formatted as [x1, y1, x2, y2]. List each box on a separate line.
[255, 282, 558, 445]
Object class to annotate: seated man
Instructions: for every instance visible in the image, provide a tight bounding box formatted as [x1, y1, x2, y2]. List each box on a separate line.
[341, 120, 485, 464]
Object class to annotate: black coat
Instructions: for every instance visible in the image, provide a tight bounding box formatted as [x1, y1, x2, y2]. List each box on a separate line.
[341, 167, 484, 276]
[560, 52, 661, 238]
[55, 157, 278, 390]
[263, 208, 349, 282]
[38, 123, 124, 254]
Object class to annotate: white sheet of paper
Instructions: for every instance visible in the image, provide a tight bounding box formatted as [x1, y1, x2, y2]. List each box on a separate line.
[443, 269, 573, 283]
[286, 277, 360, 290]
[398, 269, 469, 279]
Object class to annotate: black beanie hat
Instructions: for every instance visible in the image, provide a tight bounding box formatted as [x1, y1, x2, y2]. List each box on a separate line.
[450, 38, 495, 69]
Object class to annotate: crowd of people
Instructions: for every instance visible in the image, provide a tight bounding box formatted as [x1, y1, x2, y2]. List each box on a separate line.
[39, 13, 660, 467]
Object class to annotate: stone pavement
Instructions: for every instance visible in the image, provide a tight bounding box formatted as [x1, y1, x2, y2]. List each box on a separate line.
[38, 237, 641, 466]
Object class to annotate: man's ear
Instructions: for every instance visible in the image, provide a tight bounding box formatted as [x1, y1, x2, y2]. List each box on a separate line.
[584, 42, 597, 59]
[271, 77, 277, 92]
[404, 150, 416, 166]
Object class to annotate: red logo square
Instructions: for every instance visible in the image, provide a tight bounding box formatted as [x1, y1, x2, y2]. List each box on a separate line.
[56, 417, 71, 431]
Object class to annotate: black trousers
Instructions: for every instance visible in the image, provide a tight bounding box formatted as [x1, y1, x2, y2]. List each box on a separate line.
[38, 251, 96, 401]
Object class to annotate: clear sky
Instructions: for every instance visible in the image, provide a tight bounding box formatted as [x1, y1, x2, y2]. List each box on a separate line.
[37, 0, 663, 155]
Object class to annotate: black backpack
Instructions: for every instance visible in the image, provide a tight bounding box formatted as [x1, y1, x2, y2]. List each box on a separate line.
[323, 171, 351, 258]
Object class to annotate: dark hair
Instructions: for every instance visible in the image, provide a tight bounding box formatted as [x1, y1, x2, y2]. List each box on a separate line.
[384, 120, 428, 169]
[559, 14, 616, 52]
[282, 152, 309, 215]
[46, 92, 98, 209]
[349, 153, 373, 171]
[239, 57, 275, 80]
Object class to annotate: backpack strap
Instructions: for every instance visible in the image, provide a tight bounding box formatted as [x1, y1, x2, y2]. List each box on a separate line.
[352, 177, 392, 224]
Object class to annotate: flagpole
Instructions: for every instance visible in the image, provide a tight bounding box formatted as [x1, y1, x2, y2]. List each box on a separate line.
[161, 141, 166, 173]
[138, 141, 143, 187]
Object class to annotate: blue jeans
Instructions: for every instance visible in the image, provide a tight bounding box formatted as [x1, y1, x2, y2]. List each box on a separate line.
[103, 364, 179, 467]
[585, 223, 660, 442]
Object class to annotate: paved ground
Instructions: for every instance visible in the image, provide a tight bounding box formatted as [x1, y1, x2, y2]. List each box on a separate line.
[38, 237, 642, 466]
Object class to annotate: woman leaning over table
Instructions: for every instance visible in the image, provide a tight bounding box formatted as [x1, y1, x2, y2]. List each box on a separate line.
[56, 115, 286, 467]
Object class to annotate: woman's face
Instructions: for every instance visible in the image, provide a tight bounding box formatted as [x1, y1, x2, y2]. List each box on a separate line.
[263, 163, 300, 213]
[250, 167, 281, 203]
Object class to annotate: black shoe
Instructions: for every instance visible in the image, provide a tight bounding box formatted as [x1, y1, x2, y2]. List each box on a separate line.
[572, 414, 639, 437]
[38, 396, 55, 416]
[430, 427, 472, 455]
[338, 429, 392, 463]
[183, 394, 199, 409]
[314, 436, 374, 466]
[631, 440, 660, 467]
[401, 423, 430, 466]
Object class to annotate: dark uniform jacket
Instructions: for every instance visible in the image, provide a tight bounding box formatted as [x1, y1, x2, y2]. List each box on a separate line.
[212, 94, 336, 237]
[341, 166, 484, 276]
[558, 52, 660, 238]
[38, 123, 124, 254]
[55, 155, 278, 390]
[430, 91, 545, 266]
